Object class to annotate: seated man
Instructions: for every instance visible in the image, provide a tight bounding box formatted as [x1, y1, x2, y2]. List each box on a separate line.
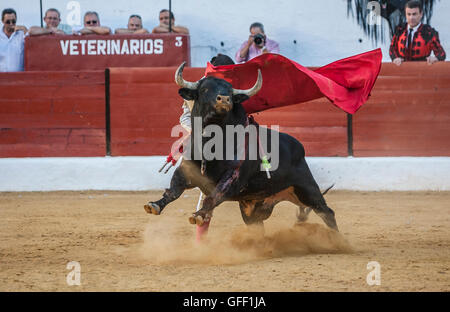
[152, 9, 189, 34]
[235, 22, 279, 63]
[28, 8, 71, 36]
[115, 14, 149, 34]
[77, 11, 111, 35]
[0, 8, 27, 72]
[389, 0, 446, 65]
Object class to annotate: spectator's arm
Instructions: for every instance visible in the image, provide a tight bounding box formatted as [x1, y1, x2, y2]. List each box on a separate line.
[172, 25, 189, 34]
[430, 29, 446, 61]
[15, 25, 28, 33]
[152, 24, 188, 34]
[81, 26, 111, 35]
[235, 41, 250, 63]
[134, 28, 149, 34]
[114, 28, 133, 34]
[115, 28, 149, 35]
[28, 26, 64, 36]
[79, 27, 94, 35]
[152, 25, 168, 33]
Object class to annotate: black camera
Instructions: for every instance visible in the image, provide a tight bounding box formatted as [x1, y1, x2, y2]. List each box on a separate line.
[253, 34, 265, 45]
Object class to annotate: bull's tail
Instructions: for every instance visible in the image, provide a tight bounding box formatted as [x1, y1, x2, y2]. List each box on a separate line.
[322, 183, 335, 196]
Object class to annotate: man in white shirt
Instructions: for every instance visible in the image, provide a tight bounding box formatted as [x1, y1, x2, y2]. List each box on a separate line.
[0, 8, 27, 72]
[28, 8, 72, 36]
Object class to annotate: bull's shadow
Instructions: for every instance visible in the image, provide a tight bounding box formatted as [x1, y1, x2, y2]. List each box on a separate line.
[145, 62, 338, 233]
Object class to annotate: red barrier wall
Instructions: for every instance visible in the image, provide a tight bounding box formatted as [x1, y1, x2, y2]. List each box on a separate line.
[109, 67, 204, 156]
[108, 67, 347, 156]
[353, 62, 450, 156]
[1, 62, 449, 158]
[0, 71, 105, 157]
[252, 99, 348, 156]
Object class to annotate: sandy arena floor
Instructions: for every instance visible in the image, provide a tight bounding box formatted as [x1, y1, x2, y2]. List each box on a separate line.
[0, 189, 449, 291]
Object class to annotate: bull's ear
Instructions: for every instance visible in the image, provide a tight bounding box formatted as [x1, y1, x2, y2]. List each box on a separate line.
[233, 94, 249, 104]
[178, 88, 198, 101]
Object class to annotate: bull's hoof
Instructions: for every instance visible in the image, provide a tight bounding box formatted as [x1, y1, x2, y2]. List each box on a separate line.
[195, 215, 205, 226]
[144, 202, 161, 215]
[188, 215, 204, 226]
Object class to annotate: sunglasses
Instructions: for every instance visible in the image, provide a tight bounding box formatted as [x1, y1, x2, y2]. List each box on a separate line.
[86, 20, 98, 25]
[5, 19, 16, 25]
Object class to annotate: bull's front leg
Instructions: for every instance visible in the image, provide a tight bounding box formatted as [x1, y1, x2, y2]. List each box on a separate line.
[189, 167, 242, 226]
[144, 165, 190, 215]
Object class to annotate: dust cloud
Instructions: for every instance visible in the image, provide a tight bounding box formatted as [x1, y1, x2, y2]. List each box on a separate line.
[138, 218, 353, 265]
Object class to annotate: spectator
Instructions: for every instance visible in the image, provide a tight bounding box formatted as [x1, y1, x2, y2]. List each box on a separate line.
[77, 11, 111, 35]
[0, 8, 27, 72]
[115, 14, 149, 34]
[235, 22, 279, 63]
[29, 8, 71, 36]
[390, 0, 446, 66]
[152, 9, 189, 34]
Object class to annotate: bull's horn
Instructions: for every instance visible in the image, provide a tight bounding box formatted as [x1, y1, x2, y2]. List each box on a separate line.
[175, 62, 200, 89]
[232, 69, 262, 97]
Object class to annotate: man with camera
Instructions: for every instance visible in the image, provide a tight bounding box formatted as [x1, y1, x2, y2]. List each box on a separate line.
[235, 22, 279, 63]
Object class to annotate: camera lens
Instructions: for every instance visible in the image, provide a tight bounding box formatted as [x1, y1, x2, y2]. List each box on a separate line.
[254, 34, 264, 45]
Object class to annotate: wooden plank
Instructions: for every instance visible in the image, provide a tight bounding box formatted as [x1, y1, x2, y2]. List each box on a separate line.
[0, 71, 106, 157]
[373, 76, 450, 91]
[379, 61, 450, 76]
[110, 67, 205, 84]
[0, 143, 105, 157]
[0, 71, 104, 85]
[353, 88, 450, 156]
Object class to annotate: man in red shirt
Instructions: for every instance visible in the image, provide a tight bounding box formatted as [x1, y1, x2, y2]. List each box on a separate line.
[389, 0, 446, 66]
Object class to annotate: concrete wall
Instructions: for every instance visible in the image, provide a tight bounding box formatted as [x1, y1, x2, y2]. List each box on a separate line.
[1, 156, 449, 191]
[5, 0, 450, 66]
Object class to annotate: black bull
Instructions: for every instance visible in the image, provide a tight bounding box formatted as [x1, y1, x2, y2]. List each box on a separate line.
[144, 62, 339, 231]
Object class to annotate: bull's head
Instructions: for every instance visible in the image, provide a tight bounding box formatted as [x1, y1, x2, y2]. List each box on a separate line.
[175, 62, 262, 123]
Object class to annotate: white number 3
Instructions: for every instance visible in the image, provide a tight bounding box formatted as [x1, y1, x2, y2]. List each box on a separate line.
[175, 36, 183, 47]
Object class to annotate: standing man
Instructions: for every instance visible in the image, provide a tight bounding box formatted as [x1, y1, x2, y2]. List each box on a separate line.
[0, 8, 27, 72]
[28, 8, 70, 36]
[390, 0, 446, 66]
[115, 14, 149, 34]
[152, 9, 189, 34]
[235, 22, 279, 63]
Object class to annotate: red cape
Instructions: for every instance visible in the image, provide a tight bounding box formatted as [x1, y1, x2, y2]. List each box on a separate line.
[204, 49, 382, 114]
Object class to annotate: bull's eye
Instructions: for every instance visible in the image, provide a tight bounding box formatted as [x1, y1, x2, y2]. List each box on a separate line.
[217, 96, 221, 101]
[202, 88, 208, 94]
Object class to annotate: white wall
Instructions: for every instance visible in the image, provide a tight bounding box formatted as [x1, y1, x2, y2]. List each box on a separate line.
[1, 157, 449, 191]
[4, 0, 450, 66]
